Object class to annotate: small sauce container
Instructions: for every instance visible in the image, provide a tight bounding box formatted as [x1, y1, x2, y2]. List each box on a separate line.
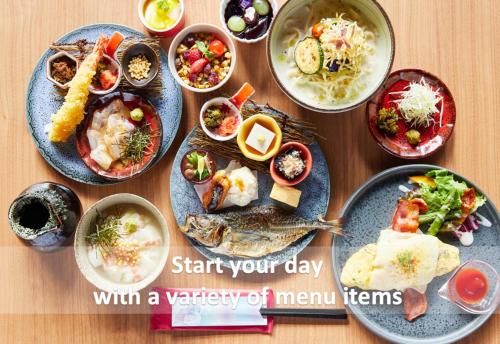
[438, 260, 499, 314]
[138, 0, 185, 37]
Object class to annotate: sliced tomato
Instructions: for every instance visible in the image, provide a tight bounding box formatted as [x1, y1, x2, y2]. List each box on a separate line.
[391, 199, 420, 233]
[105, 31, 124, 58]
[312, 23, 325, 38]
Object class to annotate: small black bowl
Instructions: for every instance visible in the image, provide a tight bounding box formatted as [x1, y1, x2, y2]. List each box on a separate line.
[121, 43, 159, 88]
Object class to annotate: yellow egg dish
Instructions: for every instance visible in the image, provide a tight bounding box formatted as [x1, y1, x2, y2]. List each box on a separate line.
[341, 228, 460, 293]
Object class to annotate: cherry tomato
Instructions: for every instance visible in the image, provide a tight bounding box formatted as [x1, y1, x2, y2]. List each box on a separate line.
[391, 199, 420, 233]
[312, 23, 326, 38]
[209, 40, 226, 57]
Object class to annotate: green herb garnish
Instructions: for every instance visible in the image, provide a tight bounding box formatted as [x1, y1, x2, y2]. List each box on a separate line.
[156, 0, 171, 12]
[396, 251, 417, 275]
[86, 212, 121, 253]
[195, 40, 214, 58]
[121, 123, 153, 165]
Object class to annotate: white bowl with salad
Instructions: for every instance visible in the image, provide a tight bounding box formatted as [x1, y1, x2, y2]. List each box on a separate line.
[267, 0, 395, 113]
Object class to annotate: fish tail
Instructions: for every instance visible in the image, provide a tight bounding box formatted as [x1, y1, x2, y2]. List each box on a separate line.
[317, 216, 345, 236]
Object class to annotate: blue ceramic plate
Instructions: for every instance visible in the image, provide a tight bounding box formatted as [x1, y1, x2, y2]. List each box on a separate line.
[25, 23, 182, 185]
[332, 164, 499, 344]
[170, 107, 330, 268]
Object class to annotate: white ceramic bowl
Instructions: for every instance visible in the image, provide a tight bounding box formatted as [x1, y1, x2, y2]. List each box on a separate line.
[168, 23, 237, 93]
[88, 54, 122, 95]
[219, 0, 278, 44]
[267, 0, 395, 113]
[199, 97, 243, 141]
[74, 194, 170, 293]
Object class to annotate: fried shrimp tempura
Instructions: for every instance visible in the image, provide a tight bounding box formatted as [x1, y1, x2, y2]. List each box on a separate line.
[48, 34, 108, 142]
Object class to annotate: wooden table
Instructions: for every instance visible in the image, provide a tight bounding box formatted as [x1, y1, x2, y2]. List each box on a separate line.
[0, 0, 498, 343]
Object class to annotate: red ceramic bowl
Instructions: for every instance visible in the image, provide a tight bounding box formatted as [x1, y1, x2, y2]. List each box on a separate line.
[138, 0, 185, 37]
[366, 69, 456, 159]
[270, 142, 313, 186]
[76, 92, 162, 181]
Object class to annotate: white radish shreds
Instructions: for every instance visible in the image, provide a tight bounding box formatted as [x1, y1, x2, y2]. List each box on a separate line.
[390, 78, 443, 128]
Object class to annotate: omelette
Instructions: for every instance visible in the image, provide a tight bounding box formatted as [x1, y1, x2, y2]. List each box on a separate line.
[341, 228, 460, 293]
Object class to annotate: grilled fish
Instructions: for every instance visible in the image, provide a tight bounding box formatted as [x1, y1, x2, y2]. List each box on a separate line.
[181, 206, 343, 258]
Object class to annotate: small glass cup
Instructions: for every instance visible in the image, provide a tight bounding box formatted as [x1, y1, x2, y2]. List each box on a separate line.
[438, 260, 499, 314]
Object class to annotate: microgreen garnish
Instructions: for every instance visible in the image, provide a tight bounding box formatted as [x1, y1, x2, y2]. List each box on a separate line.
[156, 0, 171, 12]
[86, 211, 121, 254]
[195, 41, 214, 58]
[120, 123, 154, 165]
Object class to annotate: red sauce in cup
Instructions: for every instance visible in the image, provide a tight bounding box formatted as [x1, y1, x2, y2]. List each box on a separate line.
[454, 268, 488, 304]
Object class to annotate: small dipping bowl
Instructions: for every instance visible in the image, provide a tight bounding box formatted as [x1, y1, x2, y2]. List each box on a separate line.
[219, 0, 278, 44]
[200, 82, 255, 141]
[180, 149, 217, 185]
[138, 0, 185, 37]
[122, 43, 160, 88]
[88, 54, 122, 95]
[438, 260, 499, 314]
[46, 51, 79, 89]
[74, 193, 170, 293]
[237, 114, 282, 161]
[270, 142, 313, 186]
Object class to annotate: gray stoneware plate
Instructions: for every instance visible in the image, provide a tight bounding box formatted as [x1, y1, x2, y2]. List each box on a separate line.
[332, 164, 499, 344]
[170, 107, 330, 268]
[25, 23, 182, 185]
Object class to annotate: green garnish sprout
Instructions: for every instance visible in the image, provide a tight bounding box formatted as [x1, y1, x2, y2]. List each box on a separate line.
[86, 212, 121, 253]
[121, 123, 153, 164]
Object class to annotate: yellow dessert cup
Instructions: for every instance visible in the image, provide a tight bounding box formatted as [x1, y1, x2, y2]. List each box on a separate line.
[237, 114, 282, 161]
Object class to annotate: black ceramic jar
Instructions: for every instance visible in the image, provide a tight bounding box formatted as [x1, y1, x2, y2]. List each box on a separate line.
[8, 182, 82, 252]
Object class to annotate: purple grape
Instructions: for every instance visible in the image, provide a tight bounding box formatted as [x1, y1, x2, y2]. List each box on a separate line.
[183, 34, 196, 47]
[183, 51, 190, 60]
[189, 73, 197, 82]
[203, 63, 212, 74]
[208, 72, 219, 85]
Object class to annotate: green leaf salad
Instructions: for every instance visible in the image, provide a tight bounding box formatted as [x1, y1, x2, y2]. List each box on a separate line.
[407, 169, 486, 240]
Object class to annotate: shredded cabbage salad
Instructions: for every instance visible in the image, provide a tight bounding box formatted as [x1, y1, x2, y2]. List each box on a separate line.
[390, 78, 443, 127]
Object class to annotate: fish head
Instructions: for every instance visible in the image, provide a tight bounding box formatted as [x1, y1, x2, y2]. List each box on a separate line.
[182, 215, 226, 247]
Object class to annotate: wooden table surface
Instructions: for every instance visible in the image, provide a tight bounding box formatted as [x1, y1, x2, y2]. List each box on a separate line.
[0, 0, 498, 343]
